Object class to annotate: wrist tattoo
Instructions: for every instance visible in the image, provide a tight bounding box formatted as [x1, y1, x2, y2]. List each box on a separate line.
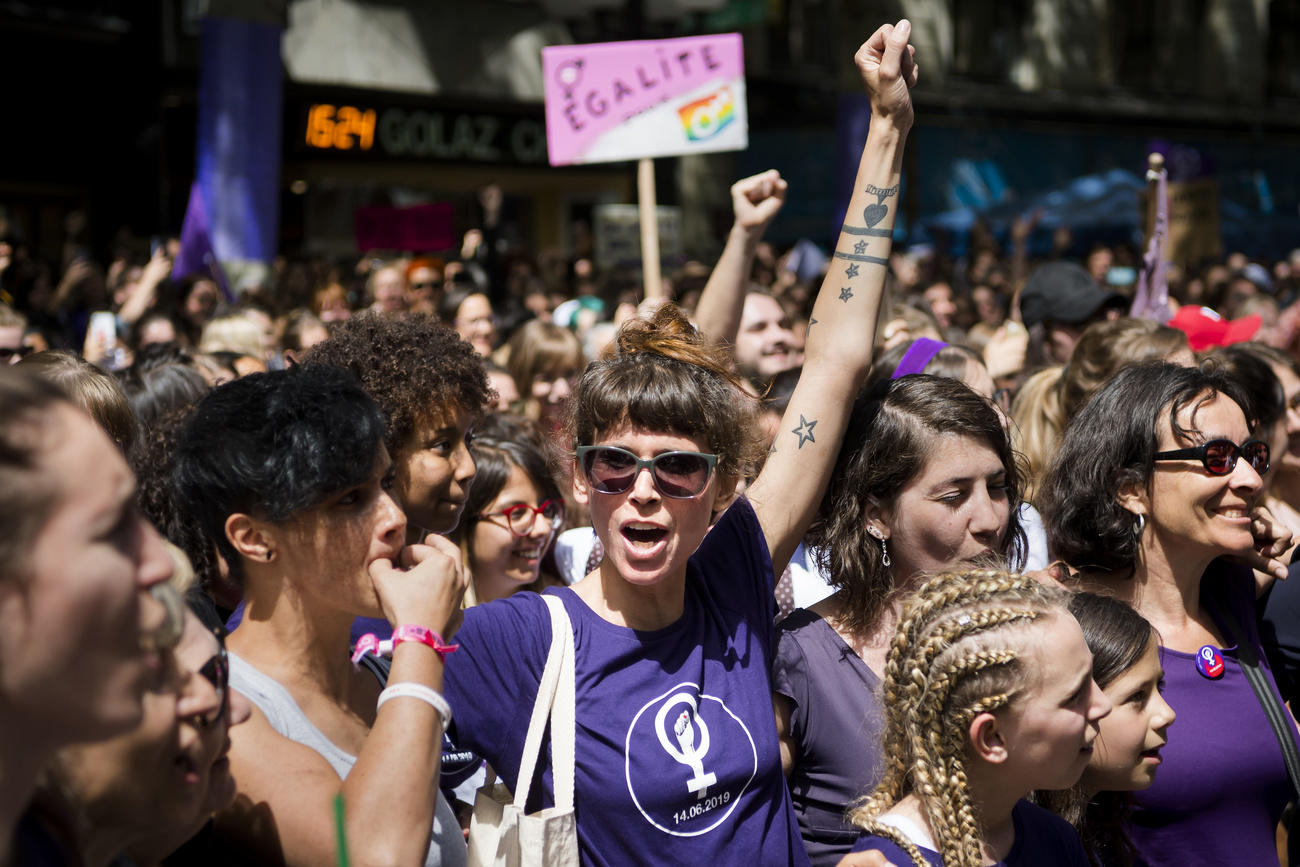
[853, 240, 868, 254]
[839, 286, 854, 302]
[844, 263, 860, 278]
[834, 251, 889, 266]
[864, 183, 899, 200]
[792, 415, 818, 448]
[842, 226, 892, 237]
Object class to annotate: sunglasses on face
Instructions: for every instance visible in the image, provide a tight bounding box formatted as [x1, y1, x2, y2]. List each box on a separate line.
[477, 499, 565, 537]
[193, 632, 230, 728]
[1153, 438, 1270, 476]
[0, 345, 34, 362]
[410, 280, 442, 291]
[576, 445, 718, 499]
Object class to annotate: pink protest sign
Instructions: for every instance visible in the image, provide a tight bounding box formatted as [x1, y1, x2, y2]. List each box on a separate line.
[542, 33, 747, 166]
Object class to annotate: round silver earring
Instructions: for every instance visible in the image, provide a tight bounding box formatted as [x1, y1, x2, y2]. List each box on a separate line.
[1133, 513, 1145, 538]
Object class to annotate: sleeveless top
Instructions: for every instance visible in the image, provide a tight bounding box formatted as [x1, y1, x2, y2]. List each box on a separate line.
[229, 652, 467, 867]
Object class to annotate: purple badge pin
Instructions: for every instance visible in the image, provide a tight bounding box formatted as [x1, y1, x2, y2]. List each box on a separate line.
[1195, 644, 1224, 679]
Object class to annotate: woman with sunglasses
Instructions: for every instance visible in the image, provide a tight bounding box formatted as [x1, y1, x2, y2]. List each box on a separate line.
[0, 367, 173, 863]
[30, 602, 250, 867]
[172, 365, 469, 866]
[451, 413, 565, 606]
[1040, 361, 1296, 866]
[442, 21, 917, 864]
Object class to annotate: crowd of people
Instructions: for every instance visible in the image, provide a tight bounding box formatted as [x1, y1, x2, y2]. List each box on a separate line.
[5, 17, 1300, 867]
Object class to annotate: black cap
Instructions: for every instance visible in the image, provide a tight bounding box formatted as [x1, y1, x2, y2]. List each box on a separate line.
[1019, 262, 1126, 328]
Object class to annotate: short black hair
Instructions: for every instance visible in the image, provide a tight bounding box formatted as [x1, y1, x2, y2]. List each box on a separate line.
[171, 365, 386, 581]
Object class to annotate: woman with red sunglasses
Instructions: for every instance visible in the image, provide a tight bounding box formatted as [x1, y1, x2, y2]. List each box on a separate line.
[1041, 361, 1295, 867]
[450, 413, 566, 606]
[442, 20, 919, 865]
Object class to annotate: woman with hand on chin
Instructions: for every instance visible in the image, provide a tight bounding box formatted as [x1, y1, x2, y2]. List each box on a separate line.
[1041, 361, 1295, 867]
[442, 20, 918, 864]
[173, 366, 468, 866]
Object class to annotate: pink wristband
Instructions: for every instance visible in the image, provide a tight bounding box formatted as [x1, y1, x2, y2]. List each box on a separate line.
[393, 624, 459, 658]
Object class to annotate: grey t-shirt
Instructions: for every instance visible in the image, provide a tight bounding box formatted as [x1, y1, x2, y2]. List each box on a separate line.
[230, 652, 466, 867]
[772, 609, 886, 867]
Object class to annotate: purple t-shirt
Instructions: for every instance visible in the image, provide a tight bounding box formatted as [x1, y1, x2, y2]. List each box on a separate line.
[849, 799, 1089, 866]
[1127, 568, 1296, 867]
[772, 609, 885, 865]
[443, 498, 809, 866]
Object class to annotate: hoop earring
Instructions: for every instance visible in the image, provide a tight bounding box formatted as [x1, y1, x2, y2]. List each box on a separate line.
[879, 537, 891, 568]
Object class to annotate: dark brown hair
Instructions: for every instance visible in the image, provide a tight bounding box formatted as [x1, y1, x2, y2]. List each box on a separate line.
[807, 375, 1026, 636]
[568, 303, 764, 484]
[1041, 361, 1252, 575]
[303, 312, 492, 457]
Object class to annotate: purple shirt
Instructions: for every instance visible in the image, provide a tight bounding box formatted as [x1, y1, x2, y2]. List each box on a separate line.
[773, 609, 885, 865]
[443, 498, 809, 866]
[850, 800, 1089, 866]
[1127, 568, 1296, 867]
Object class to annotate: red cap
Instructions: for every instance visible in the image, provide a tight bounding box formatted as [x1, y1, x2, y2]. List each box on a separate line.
[1168, 306, 1261, 352]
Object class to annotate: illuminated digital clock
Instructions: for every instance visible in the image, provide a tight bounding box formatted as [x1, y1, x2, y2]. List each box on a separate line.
[305, 104, 376, 150]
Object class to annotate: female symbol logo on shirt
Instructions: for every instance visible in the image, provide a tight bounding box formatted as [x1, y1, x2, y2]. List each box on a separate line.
[1196, 645, 1224, 679]
[656, 693, 717, 799]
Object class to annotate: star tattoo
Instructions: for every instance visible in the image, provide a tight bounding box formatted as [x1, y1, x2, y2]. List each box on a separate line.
[844, 263, 860, 278]
[792, 415, 817, 448]
[807, 317, 818, 330]
[839, 286, 854, 302]
[853, 240, 867, 254]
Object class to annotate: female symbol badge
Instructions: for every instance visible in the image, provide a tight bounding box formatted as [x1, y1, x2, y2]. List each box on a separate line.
[1195, 644, 1225, 680]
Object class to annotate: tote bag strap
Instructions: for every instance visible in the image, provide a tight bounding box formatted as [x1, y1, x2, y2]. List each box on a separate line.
[511, 594, 577, 810]
[1217, 601, 1300, 801]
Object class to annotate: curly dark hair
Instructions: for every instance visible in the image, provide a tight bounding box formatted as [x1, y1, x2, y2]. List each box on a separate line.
[806, 374, 1026, 637]
[302, 312, 493, 457]
[1041, 361, 1253, 575]
[171, 365, 387, 585]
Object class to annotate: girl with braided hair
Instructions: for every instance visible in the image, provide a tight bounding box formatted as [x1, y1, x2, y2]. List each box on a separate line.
[441, 20, 919, 864]
[774, 372, 1026, 865]
[839, 569, 1110, 867]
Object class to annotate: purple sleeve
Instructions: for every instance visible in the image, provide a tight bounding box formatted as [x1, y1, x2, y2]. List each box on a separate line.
[848, 834, 941, 866]
[772, 623, 810, 741]
[441, 592, 551, 792]
[690, 497, 778, 644]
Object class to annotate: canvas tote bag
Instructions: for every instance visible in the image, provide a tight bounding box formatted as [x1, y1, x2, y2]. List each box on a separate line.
[466, 594, 578, 866]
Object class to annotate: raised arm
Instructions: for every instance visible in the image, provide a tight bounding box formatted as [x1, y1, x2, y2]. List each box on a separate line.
[746, 20, 917, 573]
[692, 170, 787, 344]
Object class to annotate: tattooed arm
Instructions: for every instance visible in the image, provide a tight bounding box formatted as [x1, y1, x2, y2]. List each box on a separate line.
[747, 19, 917, 575]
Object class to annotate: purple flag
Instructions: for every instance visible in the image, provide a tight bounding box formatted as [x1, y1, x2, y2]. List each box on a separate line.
[1130, 156, 1170, 324]
[172, 180, 232, 302]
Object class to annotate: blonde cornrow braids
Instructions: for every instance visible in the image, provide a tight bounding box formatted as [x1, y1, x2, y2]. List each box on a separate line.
[846, 569, 1067, 867]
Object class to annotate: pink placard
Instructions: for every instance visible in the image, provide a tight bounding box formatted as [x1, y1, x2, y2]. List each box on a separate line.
[543, 33, 746, 166]
[354, 203, 455, 252]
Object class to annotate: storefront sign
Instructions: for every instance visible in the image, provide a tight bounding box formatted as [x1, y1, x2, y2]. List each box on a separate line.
[542, 34, 747, 166]
[292, 92, 548, 165]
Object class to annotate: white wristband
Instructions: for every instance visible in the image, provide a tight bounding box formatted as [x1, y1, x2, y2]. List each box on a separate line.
[377, 683, 452, 732]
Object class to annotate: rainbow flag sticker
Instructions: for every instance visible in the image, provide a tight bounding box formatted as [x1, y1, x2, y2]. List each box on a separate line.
[678, 86, 735, 142]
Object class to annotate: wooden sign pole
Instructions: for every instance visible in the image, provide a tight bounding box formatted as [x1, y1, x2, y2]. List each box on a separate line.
[638, 157, 665, 300]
